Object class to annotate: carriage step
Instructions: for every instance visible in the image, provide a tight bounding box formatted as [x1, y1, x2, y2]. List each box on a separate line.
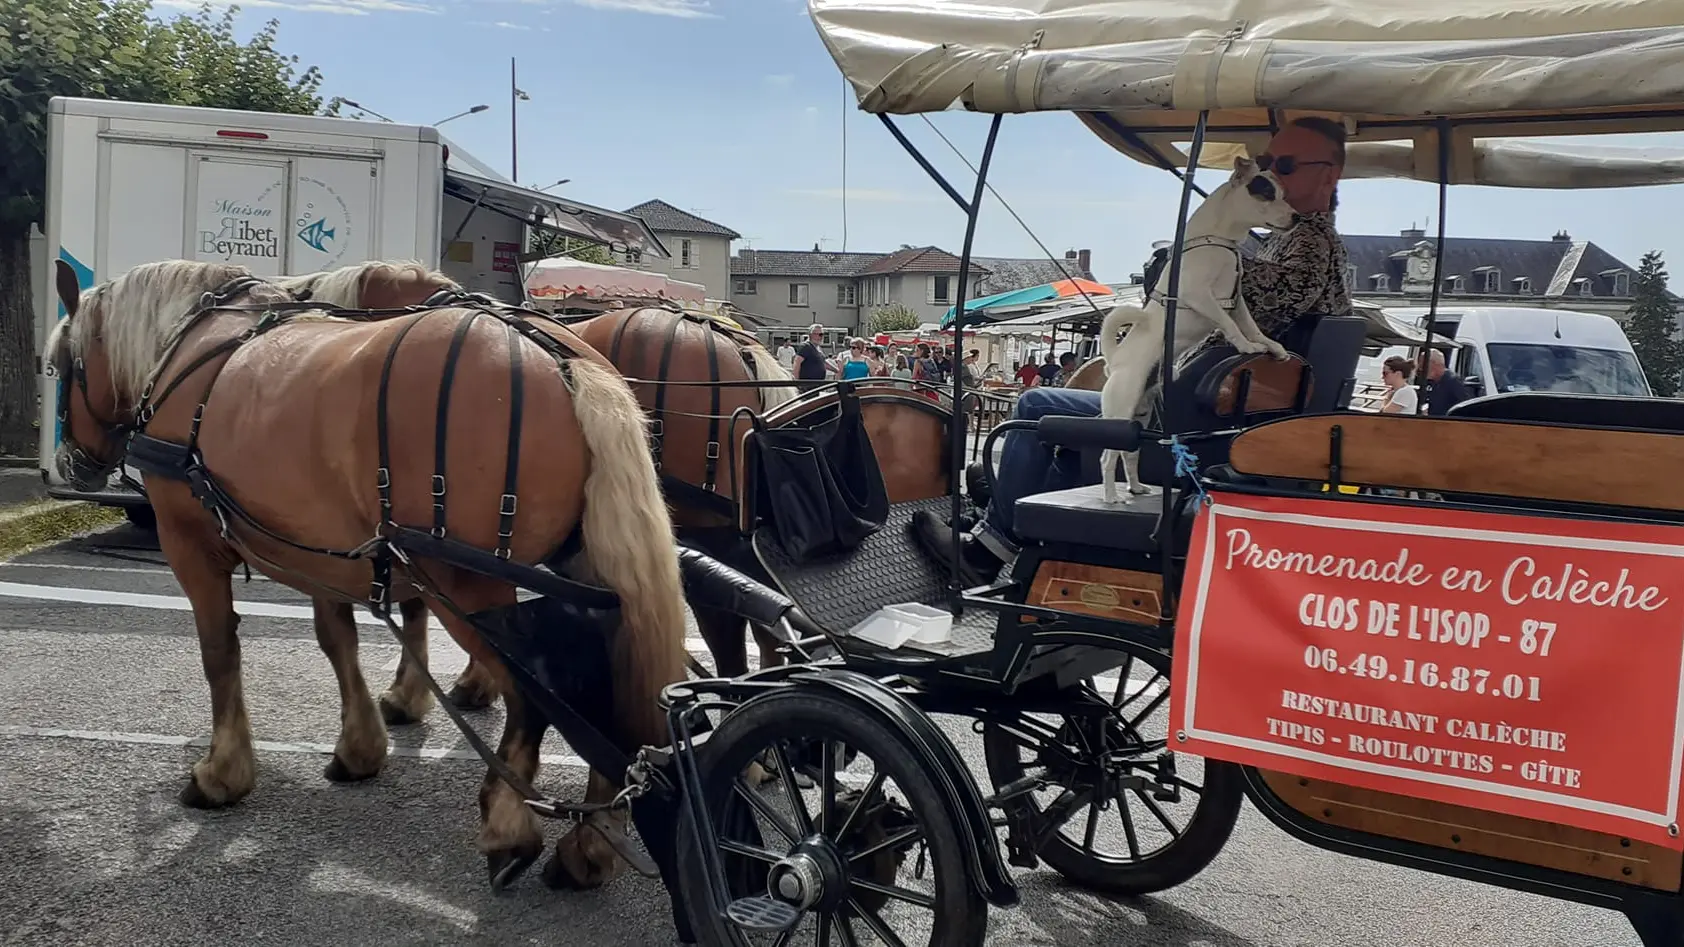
[726, 896, 802, 933]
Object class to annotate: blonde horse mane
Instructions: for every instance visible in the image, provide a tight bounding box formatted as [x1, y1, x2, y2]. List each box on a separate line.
[277, 260, 461, 309]
[45, 259, 265, 403]
[743, 343, 798, 413]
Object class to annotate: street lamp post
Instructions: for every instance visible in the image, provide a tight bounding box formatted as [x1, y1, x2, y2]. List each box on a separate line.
[339, 99, 394, 122]
[434, 104, 490, 126]
[510, 58, 530, 181]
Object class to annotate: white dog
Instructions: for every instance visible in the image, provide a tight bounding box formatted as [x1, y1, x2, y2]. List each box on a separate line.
[1097, 156, 1298, 502]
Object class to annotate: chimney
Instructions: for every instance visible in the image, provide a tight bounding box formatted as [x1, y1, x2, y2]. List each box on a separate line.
[1552, 229, 1572, 242]
[1077, 248, 1092, 277]
[813, 242, 821, 252]
[1064, 249, 1077, 260]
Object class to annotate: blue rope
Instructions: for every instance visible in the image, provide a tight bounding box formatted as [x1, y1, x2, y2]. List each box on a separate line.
[1171, 437, 1210, 507]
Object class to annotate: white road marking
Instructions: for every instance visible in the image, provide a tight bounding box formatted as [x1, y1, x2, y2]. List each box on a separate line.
[0, 725, 591, 768]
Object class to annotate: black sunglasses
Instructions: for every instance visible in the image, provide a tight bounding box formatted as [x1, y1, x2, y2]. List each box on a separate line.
[1256, 153, 1334, 176]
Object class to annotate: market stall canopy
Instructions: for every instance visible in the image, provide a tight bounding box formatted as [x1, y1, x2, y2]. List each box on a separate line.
[442, 139, 667, 258]
[526, 257, 705, 304]
[811, 0, 1684, 182]
[939, 277, 1113, 327]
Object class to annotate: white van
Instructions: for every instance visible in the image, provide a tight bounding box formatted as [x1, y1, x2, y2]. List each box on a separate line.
[1379, 306, 1652, 400]
[39, 96, 665, 514]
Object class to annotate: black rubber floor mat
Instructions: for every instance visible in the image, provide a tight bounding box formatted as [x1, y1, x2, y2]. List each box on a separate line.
[753, 496, 955, 637]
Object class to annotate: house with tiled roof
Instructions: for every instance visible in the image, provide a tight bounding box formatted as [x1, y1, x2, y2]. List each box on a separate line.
[620, 199, 742, 299]
[730, 244, 1095, 332]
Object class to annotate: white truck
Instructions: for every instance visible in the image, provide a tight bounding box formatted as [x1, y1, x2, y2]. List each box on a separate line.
[1380, 305, 1653, 399]
[38, 96, 666, 518]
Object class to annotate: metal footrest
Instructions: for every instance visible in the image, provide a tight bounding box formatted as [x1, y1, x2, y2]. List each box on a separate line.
[726, 896, 802, 933]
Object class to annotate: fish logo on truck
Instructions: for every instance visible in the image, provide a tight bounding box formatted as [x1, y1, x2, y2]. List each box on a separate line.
[294, 176, 352, 267]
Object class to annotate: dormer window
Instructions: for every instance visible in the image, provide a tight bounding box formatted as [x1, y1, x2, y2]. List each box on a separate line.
[1473, 266, 1499, 294]
[1371, 274, 1390, 292]
[1602, 268, 1631, 296]
[1344, 264, 1357, 292]
[1574, 277, 1594, 296]
[1445, 275, 1466, 293]
[1512, 276, 1532, 294]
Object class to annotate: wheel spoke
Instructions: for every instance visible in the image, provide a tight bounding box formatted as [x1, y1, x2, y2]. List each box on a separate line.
[1124, 687, 1170, 732]
[820, 741, 838, 835]
[835, 771, 886, 844]
[834, 911, 863, 947]
[1132, 786, 1182, 838]
[735, 775, 802, 844]
[816, 912, 832, 947]
[718, 838, 783, 864]
[1109, 656, 1136, 707]
[1117, 671, 1165, 713]
[772, 928, 794, 947]
[770, 740, 816, 836]
[846, 898, 910, 947]
[848, 826, 923, 864]
[1115, 791, 1142, 860]
[1081, 798, 1101, 853]
[850, 877, 936, 910]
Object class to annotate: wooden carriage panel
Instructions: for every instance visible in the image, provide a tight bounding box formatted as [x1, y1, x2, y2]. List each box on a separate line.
[1021, 562, 1163, 625]
[1258, 769, 1683, 891]
[1209, 355, 1308, 416]
[1229, 414, 1684, 510]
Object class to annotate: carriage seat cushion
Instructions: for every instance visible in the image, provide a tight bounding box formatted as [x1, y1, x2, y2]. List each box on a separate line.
[1191, 352, 1311, 419]
[1447, 391, 1684, 433]
[1014, 484, 1191, 554]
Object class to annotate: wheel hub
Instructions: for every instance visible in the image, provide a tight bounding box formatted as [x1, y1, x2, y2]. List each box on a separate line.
[764, 835, 851, 914]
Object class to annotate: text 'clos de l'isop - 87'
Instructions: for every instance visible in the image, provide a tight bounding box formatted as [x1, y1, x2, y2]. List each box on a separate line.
[1169, 490, 1684, 848]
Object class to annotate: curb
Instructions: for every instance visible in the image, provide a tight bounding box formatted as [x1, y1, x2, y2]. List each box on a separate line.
[0, 500, 125, 562]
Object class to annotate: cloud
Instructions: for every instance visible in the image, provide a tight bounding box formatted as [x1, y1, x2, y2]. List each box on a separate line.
[154, 0, 439, 13]
[569, 0, 716, 17]
[785, 187, 940, 204]
[764, 74, 795, 86]
[471, 18, 542, 29]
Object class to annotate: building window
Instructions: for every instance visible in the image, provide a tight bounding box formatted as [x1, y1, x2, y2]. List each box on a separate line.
[1578, 278, 1594, 296]
[1481, 269, 1500, 294]
[679, 239, 694, 268]
[837, 282, 857, 306]
[788, 282, 809, 307]
[1371, 274, 1390, 292]
[733, 278, 757, 295]
[1445, 275, 1465, 293]
[625, 247, 643, 265]
[1344, 264, 1357, 291]
[1513, 276, 1532, 294]
[1613, 271, 1631, 295]
[930, 275, 952, 304]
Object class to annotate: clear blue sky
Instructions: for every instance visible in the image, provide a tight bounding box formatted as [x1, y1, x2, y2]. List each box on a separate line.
[172, 0, 1684, 285]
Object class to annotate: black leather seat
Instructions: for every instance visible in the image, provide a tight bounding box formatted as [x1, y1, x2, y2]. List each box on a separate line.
[1448, 390, 1684, 432]
[1014, 485, 1194, 554]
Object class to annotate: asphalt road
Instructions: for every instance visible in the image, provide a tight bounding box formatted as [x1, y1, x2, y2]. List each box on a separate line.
[0, 523, 1646, 947]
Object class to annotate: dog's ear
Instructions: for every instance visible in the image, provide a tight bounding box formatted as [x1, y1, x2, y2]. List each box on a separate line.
[1231, 155, 1253, 181]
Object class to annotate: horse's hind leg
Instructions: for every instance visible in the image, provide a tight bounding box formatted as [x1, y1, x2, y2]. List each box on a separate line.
[312, 600, 390, 782]
[378, 597, 438, 725]
[449, 656, 500, 710]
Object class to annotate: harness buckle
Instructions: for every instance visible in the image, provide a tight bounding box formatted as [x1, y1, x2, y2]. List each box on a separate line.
[431, 474, 447, 497]
[648, 419, 663, 438]
[370, 580, 388, 606]
[499, 493, 518, 517]
[376, 467, 391, 490]
[705, 441, 720, 460]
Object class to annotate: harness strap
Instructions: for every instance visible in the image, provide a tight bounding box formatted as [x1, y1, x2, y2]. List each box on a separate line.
[701, 322, 722, 493]
[649, 313, 685, 472]
[1145, 234, 1244, 310]
[497, 321, 524, 561]
[432, 312, 482, 539]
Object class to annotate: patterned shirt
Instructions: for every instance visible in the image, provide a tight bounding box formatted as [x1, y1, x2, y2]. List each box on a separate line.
[1175, 210, 1352, 369]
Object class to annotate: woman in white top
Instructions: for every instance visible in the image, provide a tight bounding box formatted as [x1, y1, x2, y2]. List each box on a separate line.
[1379, 355, 1419, 414]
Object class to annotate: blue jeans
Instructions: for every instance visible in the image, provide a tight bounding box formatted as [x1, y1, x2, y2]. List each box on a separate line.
[981, 386, 1102, 552]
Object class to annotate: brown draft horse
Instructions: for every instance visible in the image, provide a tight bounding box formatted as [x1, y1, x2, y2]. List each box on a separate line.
[46, 258, 690, 891]
[284, 261, 801, 695]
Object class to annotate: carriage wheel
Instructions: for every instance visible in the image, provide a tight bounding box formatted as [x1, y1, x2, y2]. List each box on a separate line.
[676, 688, 988, 947]
[981, 642, 1243, 895]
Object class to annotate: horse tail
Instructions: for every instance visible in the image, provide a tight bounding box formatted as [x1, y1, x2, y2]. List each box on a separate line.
[563, 357, 689, 747]
[745, 344, 798, 413]
[1098, 302, 1148, 365]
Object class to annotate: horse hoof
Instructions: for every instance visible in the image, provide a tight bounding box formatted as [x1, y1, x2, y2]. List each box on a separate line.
[448, 685, 493, 711]
[488, 843, 542, 893]
[179, 777, 233, 809]
[323, 753, 377, 783]
[542, 847, 613, 891]
[378, 694, 420, 726]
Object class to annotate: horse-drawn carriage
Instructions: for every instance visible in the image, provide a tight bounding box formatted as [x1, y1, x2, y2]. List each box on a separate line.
[39, 1, 1684, 945]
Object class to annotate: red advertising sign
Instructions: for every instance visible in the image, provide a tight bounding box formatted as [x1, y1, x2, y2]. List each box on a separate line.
[1170, 490, 1684, 847]
[493, 241, 520, 273]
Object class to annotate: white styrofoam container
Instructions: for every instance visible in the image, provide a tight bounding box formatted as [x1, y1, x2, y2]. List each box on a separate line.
[847, 602, 953, 649]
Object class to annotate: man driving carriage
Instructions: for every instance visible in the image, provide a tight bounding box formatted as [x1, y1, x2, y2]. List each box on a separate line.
[914, 116, 1355, 586]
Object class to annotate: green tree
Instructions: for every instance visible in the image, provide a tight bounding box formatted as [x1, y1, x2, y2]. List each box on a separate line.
[1623, 251, 1684, 397]
[526, 229, 614, 267]
[0, 1, 334, 454]
[866, 303, 920, 335]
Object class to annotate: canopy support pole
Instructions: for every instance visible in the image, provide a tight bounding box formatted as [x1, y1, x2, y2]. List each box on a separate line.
[876, 111, 1004, 609]
[1417, 119, 1452, 411]
[878, 114, 974, 215]
[1153, 110, 1209, 613]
